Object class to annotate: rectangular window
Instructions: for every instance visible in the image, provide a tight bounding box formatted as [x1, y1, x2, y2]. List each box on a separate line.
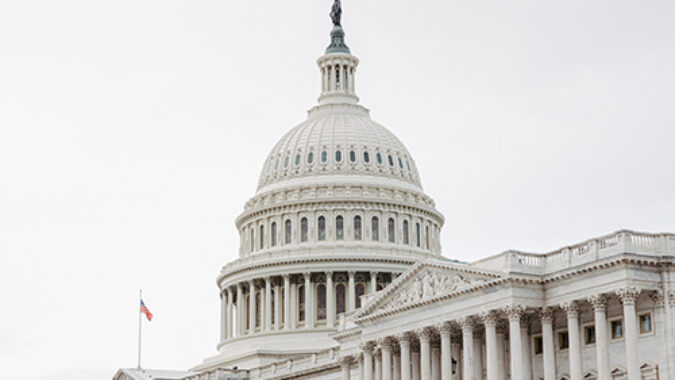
[611, 319, 623, 339]
[585, 325, 596, 345]
[533, 336, 543, 355]
[639, 313, 652, 334]
[558, 331, 569, 350]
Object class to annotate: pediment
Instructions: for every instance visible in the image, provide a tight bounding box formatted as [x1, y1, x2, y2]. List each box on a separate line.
[356, 260, 502, 319]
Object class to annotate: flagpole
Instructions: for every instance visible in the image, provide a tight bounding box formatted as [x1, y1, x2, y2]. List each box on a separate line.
[137, 289, 142, 369]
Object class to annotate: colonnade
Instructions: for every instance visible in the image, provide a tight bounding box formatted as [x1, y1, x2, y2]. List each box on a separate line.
[321, 61, 355, 93]
[219, 271, 394, 341]
[339, 287, 649, 380]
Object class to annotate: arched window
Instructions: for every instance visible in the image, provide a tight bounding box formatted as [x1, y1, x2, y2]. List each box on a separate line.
[318, 216, 326, 241]
[336, 284, 346, 314]
[336, 215, 344, 240]
[425, 225, 430, 249]
[245, 294, 250, 330]
[388, 218, 395, 243]
[270, 289, 275, 325]
[284, 156, 289, 168]
[388, 155, 394, 167]
[316, 284, 326, 321]
[307, 152, 314, 164]
[355, 283, 365, 309]
[285, 220, 292, 244]
[336, 67, 340, 89]
[298, 285, 305, 322]
[371, 217, 379, 241]
[402, 220, 409, 245]
[349, 151, 356, 162]
[353, 216, 362, 240]
[363, 151, 370, 163]
[255, 291, 262, 328]
[250, 227, 254, 252]
[301, 218, 308, 242]
[335, 150, 342, 162]
[259, 225, 265, 249]
[280, 286, 285, 326]
[415, 222, 420, 247]
[376, 153, 383, 165]
[398, 157, 403, 169]
[271, 222, 277, 247]
[321, 150, 328, 163]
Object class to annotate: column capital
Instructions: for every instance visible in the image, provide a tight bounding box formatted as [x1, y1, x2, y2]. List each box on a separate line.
[338, 355, 356, 366]
[457, 316, 474, 330]
[503, 304, 526, 321]
[539, 307, 554, 323]
[415, 326, 435, 341]
[264, 276, 272, 282]
[378, 336, 397, 350]
[348, 271, 356, 277]
[325, 270, 333, 277]
[616, 287, 641, 305]
[370, 271, 378, 277]
[479, 311, 498, 326]
[360, 341, 376, 354]
[303, 272, 312, 280]
[397, 331, 416, 343]
[436, 321, 453, 334]
[282, 274, 291, 280]
[587, 294, 608, 311]
[560, 301, 579, 317]
[649, 290, 665, 308]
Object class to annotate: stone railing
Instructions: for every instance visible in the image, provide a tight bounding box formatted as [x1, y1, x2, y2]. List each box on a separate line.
[246, 347, 339, 379]
[471, 230, 675, 274]
[183, 369, 249, 380]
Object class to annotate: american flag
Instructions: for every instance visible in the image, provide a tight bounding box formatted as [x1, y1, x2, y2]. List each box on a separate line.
[140, 300, 153, 321]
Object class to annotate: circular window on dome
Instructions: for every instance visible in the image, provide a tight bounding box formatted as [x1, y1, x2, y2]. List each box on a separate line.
[321, 151, 328, 163]
[307, 152, 314, 164]
[295, 154, 301, 166]
[388, 155, 394, 167]
[284, 156, 289, 168]
[363, 151, 370, 163]
[349, 150, 356, 162]
[398, 157, 403, 169]
[335, 150, 342, 162]
[376, 153, 383, 165]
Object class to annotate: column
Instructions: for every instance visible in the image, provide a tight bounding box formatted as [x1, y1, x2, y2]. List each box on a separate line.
[588, 295, 610, 380]
[265, 277, 272, 331]
[327, 271, 335, 327]
[473, 336, 483, 380]
[393, 347, 401, 380]
[411, 342, 421, 380]
[451, 343, 461, 380]
[220, 291, 227, 341]
[540, 308, 556, 380]
[496, 325, 506, 380]
[375, 348, 382, 380]
[283, 275, 291, 330]
[236, 283, 244, 335]
[520, 317, 531, 380]
[226, 288, 233, 338]
[481, 312, 498, 380]
[418, 328, 432, 380]
[363, 342, 375, 380]
[399, 333, 412, 380]
[504, 305, 524, 380]
[274, 282, 281, 330]
[616, 287, 641, 380]
[371, 272, 378, 293]
[248, 280, 256, 333]
[561, 302, 582, 380]
[431, 342, 441, 380]
[340, 356, 354, 380]
[439, 323, 453, 380]
[459, 318, 474, 380]
[304, 272, 314, 328]
[380, 338, 394, 380]
[348, 271, 356, 311]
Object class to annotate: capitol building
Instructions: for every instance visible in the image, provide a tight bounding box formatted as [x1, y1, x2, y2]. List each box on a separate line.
[114, 3, 675, 380]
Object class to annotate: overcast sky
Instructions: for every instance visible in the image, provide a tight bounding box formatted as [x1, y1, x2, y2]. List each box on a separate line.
[0, 1, 673, 379]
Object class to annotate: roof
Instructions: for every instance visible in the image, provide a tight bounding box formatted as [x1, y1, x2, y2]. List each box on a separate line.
[113, 368, 196, 380]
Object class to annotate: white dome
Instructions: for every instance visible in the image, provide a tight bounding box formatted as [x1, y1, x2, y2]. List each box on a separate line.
[257, 103, 422, 193]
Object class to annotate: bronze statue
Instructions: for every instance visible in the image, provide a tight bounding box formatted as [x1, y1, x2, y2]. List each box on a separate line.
[330, 0, 342, 26]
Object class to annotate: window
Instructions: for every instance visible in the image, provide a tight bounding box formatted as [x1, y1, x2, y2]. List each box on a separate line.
[250, 227, 254, 252]
[388, 155, 394, 167]
[318, 216, 326, 241]
[415, 223, 420, 247]
[271, 222, 277, 246]
[316, 284, 326, 321]
[307, 152, 314, 164]
[371, 217, 379, 241]
[284, 156, 289, 168]
[349, 150, 356, 162]
[321, 150, 328, 163]
[402, 220, 409, 244]
[295, 154, 301, 166]
[639, 313, 652, 334]
[301, 218, 308, 242]
[585, 325, 596, 345]
[353, 216, 362, 240]
[275, 158, 279, 170]
[285, 220, 292, 244]
[388, 218, 395, 243]
[558, 331, 569, 350]
[298, 285, 305, 322]
[259, 225, 265, 249]
[533, 336, 543, 355]
[245, 294, 250, 329]
[336, 284, 346, 314]
[363, 151, 370, 163]
[398, 157, 403, 169]
[336, 215, 344, 240]
[425, 225, 430, 249]
[335, 150, 342, 162]
[280, 287, 285, 325]
[336, 68, 340, 89]
[376, 152, 383, 165]
[255, 291, 262, 328]
[611, 319, 623, 339]
[270, 289, 275, 325]
[355, 283, 365, 309]
[406, 160, 411, 171]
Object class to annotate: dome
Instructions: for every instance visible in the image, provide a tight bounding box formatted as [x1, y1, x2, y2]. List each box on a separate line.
[257, 103, 422, 193]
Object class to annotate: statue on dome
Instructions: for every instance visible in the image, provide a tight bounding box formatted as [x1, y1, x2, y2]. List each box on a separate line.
[330, 0, 342, 26]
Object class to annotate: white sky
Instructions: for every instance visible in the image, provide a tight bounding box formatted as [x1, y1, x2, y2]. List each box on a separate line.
[0, 1, 673, 379]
